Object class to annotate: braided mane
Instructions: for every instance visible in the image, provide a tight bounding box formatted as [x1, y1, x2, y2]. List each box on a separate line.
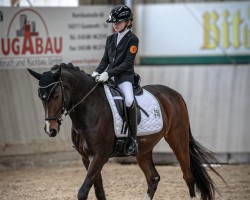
[51, 63, 81, 73]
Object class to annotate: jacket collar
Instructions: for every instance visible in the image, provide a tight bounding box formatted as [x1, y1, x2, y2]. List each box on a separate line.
[114, 30, 131, 48]
[117, 29, 130, 44]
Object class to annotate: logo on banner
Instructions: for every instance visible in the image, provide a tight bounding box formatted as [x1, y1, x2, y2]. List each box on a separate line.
[1, 8, 63, 56]
[202, 9, 250, 49]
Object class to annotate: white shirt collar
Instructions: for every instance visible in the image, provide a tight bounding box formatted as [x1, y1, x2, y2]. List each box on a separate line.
[117, 29, 130, 45]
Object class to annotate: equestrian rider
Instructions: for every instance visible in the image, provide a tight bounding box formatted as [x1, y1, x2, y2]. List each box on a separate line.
[92, 5, 139, 156]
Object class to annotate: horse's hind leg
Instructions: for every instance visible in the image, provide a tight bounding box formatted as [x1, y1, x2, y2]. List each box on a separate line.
[137, 151, 160, 200]
[164, 128, 195, 198]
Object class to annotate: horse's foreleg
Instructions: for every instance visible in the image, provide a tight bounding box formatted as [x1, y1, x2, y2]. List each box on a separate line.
[93, 173, 106, 200]
[137, 151, 160, 200]
[81, 157, 106, 200]
[72, 129, 107, 200]
[78, 155, 108, 200]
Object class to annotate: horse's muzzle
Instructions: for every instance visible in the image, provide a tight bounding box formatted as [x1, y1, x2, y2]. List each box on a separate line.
[48, 128, 57, 137]
[44, 120, 60, 137]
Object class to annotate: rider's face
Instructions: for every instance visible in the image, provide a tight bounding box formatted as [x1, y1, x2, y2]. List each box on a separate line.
[113, 21, 127, 32]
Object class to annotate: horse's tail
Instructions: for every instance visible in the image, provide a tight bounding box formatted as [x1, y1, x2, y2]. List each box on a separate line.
[189, 127, 225, 200]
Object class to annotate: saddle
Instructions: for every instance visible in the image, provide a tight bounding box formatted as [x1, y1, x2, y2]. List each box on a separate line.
[106, 74, 148, 123]
[105, 74, 149, 157]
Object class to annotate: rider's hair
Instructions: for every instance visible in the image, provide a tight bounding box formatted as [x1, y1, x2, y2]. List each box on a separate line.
[126, 20, 132, 29]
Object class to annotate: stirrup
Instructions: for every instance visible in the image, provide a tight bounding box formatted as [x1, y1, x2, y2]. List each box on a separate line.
[126, 139, 138, 156]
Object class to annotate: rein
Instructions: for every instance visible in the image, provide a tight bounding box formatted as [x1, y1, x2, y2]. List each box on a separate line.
[41, 74, 100, 125]
[58, 80, 100, 124]
[65, 81, 100, 116]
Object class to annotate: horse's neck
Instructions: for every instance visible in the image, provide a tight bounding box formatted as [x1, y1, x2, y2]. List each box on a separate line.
[66, 73, 106, 126]
[71, 87, 105, 130]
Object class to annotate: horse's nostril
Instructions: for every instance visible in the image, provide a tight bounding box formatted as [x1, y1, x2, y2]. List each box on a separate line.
[49, 129, 57, 137]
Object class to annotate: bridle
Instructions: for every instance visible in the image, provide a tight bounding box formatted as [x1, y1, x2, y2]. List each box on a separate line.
[40, 78, 100, 125]
[39, 80, 66, 125]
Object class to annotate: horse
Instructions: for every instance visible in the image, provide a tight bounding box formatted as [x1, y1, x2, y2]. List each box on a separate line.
[28, 63, 224, 200]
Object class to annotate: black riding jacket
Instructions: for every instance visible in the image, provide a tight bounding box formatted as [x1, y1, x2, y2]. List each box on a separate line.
[96, 30, 139, 85]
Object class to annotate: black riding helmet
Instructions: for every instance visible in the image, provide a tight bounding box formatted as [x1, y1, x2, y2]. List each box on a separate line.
[106, 5, 133, 23]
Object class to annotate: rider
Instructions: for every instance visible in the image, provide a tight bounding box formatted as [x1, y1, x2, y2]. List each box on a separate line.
[91, 5, 139, 156]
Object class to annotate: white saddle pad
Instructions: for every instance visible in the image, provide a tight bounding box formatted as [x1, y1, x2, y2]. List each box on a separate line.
[104, 85, 163, 137]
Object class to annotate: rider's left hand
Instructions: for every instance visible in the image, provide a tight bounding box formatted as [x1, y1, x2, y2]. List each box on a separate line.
[98, 72, 109, 82]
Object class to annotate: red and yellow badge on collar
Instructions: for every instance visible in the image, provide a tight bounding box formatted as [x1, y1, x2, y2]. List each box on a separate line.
[130, 45, 137, 54]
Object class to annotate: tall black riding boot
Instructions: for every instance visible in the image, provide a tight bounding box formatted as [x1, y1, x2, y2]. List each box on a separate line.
[126, 101, 138, 156]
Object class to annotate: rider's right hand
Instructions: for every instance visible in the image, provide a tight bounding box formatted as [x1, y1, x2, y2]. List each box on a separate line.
[91, 71, 100, 82]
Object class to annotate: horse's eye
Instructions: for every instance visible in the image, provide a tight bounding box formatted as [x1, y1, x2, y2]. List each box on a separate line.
[54, 94, 60, 99]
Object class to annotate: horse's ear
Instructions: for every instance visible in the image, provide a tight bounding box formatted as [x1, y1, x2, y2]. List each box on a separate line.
[27, 68, 42, 80]
[51, 66, 61, 80]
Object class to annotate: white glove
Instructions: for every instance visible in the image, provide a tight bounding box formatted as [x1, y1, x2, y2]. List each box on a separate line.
[98, 72, 109, 82]
[91, 71, 99, 78]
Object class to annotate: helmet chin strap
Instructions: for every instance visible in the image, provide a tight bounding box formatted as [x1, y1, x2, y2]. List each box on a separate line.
[118, 21, 129, 33]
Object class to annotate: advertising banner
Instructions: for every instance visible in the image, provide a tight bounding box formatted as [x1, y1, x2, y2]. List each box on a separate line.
[0, 6, 112, 68]
[137, 1, 250, 64]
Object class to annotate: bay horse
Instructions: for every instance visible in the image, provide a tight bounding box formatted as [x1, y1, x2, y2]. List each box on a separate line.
[28, 63, 224, 200]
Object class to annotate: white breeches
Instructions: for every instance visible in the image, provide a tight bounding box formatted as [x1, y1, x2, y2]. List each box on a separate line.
[118, 81, 134, 107]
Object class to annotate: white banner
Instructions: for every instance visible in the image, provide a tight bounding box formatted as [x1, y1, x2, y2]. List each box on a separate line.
[0, 6, 112, 68]
[137, 1, 250, 64]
